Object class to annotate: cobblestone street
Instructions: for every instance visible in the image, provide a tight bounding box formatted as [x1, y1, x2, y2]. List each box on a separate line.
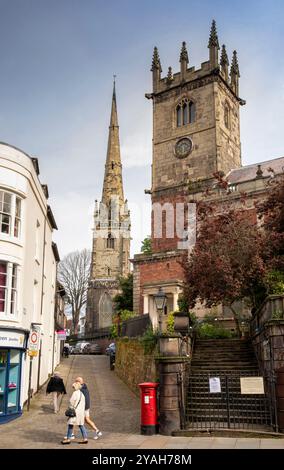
[0, 355, 284, 449]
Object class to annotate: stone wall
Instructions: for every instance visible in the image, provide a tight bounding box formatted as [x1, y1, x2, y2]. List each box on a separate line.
[252, 321, 284, 375]
[115, 339, 158, 396]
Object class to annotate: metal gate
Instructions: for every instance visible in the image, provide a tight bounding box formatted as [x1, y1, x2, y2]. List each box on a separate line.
[186, 371, 277, 431]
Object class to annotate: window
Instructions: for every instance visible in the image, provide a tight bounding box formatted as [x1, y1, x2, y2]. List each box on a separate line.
[224, 104, 230, 129]
[107, 233, 114, 249]
[176, 99, 195, 127]
[0, 191, 22, 238]
[0, 261, 18, 317]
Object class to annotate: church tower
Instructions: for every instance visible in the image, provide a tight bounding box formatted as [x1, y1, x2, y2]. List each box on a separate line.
[148, 19, 245, 253]
[85, 81, 131, 334]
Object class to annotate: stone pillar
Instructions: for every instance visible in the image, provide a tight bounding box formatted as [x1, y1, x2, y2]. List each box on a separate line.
[143, 294, 149, 314]
[157, 350, 189, 435]
[173, 293, 179, 311]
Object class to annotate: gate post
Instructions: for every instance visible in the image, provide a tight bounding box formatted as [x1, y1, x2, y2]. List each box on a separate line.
[156, 334, 190, 435]
[276, 367, 284, 433]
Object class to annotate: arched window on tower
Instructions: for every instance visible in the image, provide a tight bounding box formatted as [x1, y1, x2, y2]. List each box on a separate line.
[176, 99, 195, 127]
[224, 104, 230, 129]
[176, 104, 182, 127]
[99, 292, 113, 328]
[107, 233, 115, 249]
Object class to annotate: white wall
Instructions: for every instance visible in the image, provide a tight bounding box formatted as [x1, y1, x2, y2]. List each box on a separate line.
[0, 142, 58, 406]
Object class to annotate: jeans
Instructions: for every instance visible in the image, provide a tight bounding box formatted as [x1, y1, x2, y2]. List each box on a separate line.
[67, 424, 87, 440]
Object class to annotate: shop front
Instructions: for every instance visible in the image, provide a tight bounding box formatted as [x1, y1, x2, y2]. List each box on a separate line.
[0, 327, 29, 423]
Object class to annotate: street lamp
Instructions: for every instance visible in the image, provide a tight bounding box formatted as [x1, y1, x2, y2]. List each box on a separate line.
[153, 287, 167, 332]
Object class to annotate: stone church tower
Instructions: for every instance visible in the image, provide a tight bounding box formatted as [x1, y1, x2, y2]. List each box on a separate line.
[132, 20, 246, 326]
[85, 82, 131, 334]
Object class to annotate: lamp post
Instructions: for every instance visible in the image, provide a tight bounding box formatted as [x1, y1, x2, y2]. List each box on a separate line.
[153, 287, 167, 333]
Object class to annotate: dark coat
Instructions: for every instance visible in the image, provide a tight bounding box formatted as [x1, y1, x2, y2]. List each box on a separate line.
[46, 376, 66, 394]
[80, 383, 90, 410]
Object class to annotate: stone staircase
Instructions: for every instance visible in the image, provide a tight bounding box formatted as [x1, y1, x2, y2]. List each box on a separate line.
[186, 339, 272, 429]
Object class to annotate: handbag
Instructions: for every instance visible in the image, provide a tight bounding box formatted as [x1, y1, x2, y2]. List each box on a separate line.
[65, 392, 82, 417]
[65, 407, 76, 417]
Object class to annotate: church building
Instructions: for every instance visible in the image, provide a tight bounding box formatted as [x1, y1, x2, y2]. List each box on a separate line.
[132, 20, 284, 330]
[85, 82, 131, 334]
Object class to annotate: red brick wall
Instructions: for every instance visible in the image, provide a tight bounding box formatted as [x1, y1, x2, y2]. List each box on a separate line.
[137, 256, 185, 313]
[151, 192, 187, 252]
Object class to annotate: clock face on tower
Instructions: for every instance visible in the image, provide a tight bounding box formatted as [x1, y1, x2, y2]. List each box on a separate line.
[175, 137, 192, 159]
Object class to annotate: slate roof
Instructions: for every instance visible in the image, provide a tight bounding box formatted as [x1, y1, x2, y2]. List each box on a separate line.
[227, 156, 284, 184]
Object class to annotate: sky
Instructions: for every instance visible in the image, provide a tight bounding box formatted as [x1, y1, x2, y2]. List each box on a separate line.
[0, 0, 283, 258]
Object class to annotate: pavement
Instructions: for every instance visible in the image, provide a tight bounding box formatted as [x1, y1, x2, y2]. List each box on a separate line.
[0, 355, 284, 449]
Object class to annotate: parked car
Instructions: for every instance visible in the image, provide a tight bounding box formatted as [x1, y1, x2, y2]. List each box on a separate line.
[83, 343, 102, 355]
[73, 342, 90, 354]
[105, 343, 116, 355]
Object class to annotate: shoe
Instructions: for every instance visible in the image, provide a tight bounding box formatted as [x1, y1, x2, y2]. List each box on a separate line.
[94, 430, 102, 439]
[64, 434, 75, 440]
[78, 440, 88, 444]
[61, 439, 71, 445]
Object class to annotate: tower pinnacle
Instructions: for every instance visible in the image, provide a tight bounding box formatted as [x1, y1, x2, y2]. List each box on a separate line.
[208, 19, 220, 68]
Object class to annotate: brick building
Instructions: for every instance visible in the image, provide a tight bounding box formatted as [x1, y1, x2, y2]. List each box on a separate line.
[132, 20, 284, 330]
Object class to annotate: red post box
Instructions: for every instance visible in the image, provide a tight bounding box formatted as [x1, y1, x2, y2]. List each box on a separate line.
[138, 382, 159, 435]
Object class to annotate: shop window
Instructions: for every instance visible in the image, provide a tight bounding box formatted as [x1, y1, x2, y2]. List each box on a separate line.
[0, 191, 22, 238]
[0, 261, 18, 318]
[0, 349, 22, 420]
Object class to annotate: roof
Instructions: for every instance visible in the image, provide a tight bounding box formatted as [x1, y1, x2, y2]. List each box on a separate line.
[47, 205, 58, 230]
[227, 156, 284, 184]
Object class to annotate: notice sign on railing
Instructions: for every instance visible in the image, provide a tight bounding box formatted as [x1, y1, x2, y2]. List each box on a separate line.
[240, 377, 264, 394]
[209, 377, 221, 393]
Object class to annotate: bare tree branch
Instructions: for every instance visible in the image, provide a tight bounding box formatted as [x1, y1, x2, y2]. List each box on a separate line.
[58, 249, 91, 334]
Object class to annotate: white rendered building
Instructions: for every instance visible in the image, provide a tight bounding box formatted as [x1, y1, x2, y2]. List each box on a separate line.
[0, 142, 60, 423]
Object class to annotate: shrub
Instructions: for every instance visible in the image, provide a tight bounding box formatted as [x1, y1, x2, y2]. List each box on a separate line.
[139, 326, 159, 354]
[166, 311, 175, 334]
[197, 323, 233, 339]
[265, 270, 284, 295]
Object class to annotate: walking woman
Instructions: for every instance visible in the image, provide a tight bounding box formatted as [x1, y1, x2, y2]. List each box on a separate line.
[46, 371, 66, 413]
[61, 382, 88, 444]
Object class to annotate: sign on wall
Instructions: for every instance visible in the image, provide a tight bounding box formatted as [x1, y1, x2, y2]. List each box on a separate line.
[57, 330, 66, 340]
[0, 330, 26, 349]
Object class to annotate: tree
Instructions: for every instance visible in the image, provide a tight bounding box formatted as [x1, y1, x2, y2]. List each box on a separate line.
[257, 174, 284, 271]
[58, 249, 91, 334]
[141, 236, 152, 254]
[113, 273, 133, 313]
[182, 210, 266, 335]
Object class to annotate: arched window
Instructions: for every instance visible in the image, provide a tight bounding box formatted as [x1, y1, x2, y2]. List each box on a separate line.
[176, 105, 182, 127]
[224, 104, 230, 129]
[176, 99, 195, 127]
[107, 233, 114, 249]
[99, 292, 113, 328]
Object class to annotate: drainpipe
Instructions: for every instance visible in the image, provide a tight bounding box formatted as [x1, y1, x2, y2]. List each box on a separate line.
[37, 214, 47, 391]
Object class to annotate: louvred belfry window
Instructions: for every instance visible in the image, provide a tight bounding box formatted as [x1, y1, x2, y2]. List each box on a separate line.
[176, 99, 196, 127]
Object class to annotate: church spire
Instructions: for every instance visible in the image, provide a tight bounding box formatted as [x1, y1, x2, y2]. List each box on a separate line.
[102, 78, 124, 205]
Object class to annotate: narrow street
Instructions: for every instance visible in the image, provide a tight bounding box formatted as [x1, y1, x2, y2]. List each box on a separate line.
[0, 355, 140, 448]
[0, 355, 284, 449]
